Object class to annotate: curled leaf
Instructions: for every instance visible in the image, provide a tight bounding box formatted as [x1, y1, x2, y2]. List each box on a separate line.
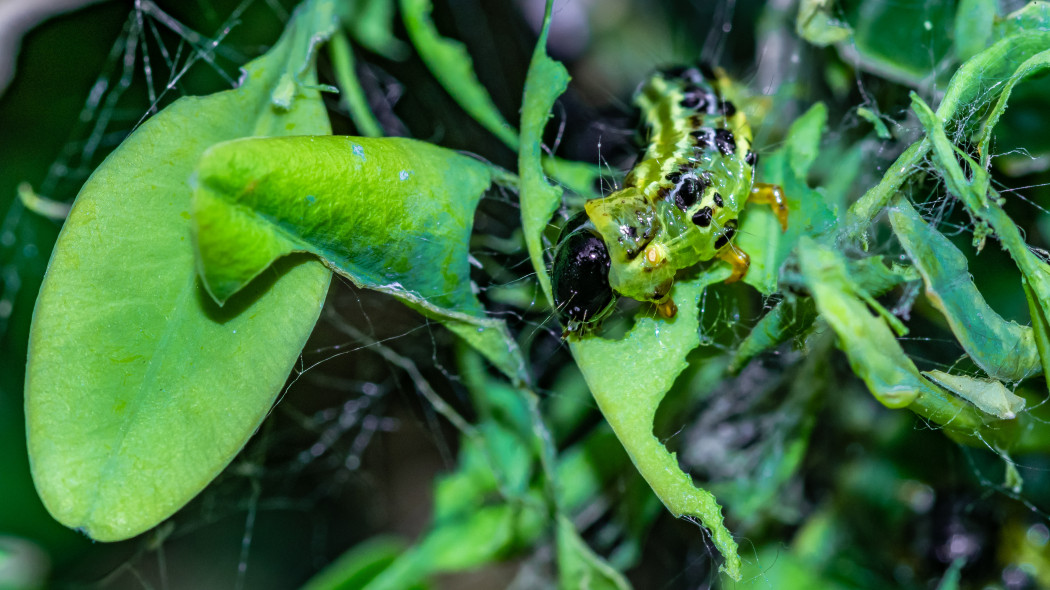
[518, 0, 569, 304]
[923, 370, 1025, 420]
[889, 197, 1041, 381]
[192, 135, 525, 383]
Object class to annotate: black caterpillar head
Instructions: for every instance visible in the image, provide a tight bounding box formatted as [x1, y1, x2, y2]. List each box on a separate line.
[551, 216, 615, 332]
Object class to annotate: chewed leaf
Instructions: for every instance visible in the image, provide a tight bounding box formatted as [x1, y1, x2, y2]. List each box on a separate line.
[571, 267, 743, 581]
[889, 198, 1041, 381]
[25, 0, 336, 542]
[518, 0, 569, 304]
[923, 371, 1025, 420]
[191, 135, 525, 383]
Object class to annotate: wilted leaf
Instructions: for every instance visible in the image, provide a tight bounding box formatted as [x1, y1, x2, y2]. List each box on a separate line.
[846, 22, 1050, 237]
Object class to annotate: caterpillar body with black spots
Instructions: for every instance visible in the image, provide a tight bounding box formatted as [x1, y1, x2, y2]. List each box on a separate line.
[551, 65, 789, 335]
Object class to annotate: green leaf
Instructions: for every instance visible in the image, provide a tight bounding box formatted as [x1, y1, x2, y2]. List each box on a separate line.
[336, 0, 407, 60]
[798, 239, 1013, 446]
[846, 23, 1050, 239]
[911, 93, 1050, 391]
[357, 434, 545, 590]
[888, 197, 1041, 381]
[329, 30, 383, 137]
[518, 0, 569, 304]
[16, 182, 70, 220]
[300, 537, 415, 590]
[24, 0, 337, 541]
[840, 0, 955, 86]
[923, 370, 1025, 420]
[954, 0, 997, 61]
[556, 515, 631, 590]
[399, 0, 601, 203]
[856, 106, 891, 139]
[738, 102, 835, 295]
[1024, 278, 1050, 380]
[994, 1, 1050, 39]
[973, 48, 1050, 167]
[740, 546, 856, 590]
[797, 0, 851, 47]
[400, 0, 519, 149]
[191, 135, 526, 384]
[571, 267, 743, 581]
[729, 256, 913, 374]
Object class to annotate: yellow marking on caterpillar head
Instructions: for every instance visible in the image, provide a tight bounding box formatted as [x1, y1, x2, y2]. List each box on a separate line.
[644, 242, 668, 266]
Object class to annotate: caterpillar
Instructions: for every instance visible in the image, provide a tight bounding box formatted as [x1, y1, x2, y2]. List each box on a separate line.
[551, 65, 788, 336]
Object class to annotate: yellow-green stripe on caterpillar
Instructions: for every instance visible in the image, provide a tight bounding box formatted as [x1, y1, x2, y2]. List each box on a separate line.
[551, 65, 788, 336]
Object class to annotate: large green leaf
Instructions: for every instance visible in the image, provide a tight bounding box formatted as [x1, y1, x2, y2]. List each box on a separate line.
[24, 0, 337, 541]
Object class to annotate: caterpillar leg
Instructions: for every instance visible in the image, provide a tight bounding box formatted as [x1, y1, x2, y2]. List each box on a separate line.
[656, 298, 678, 319]
[719, 246, 751, 283]
[749, 183, 789, 231]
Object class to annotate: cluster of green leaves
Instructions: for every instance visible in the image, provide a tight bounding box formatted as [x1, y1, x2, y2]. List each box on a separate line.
[20, 0, 1050, 587]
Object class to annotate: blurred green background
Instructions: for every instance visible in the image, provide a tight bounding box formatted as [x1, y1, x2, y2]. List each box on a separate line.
[5, 0, 1050, 588]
